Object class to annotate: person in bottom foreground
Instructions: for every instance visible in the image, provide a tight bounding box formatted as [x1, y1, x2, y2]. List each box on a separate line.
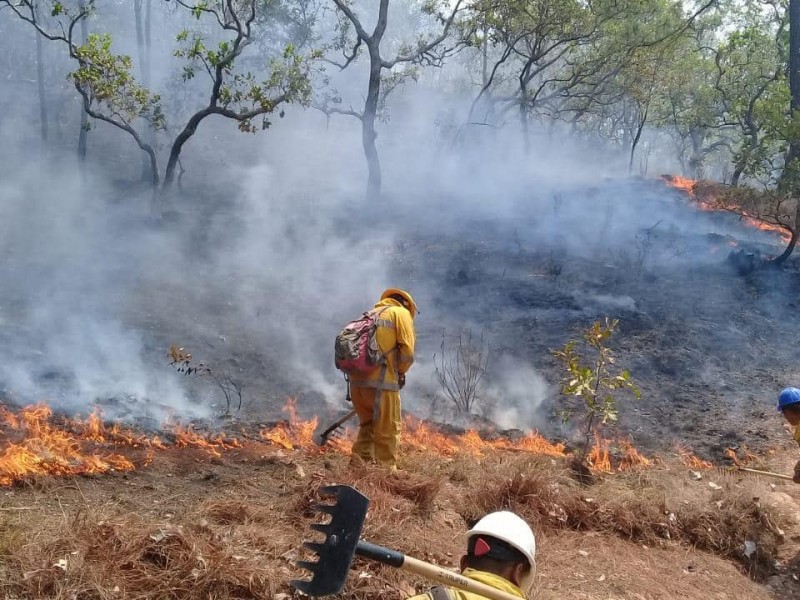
[406, 511, 536, 600]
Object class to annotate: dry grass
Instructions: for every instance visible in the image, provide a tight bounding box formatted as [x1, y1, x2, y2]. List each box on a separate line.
[456, 456, 782, 573]
[5, 512, 277, 599]
[0, 445, 788, 600]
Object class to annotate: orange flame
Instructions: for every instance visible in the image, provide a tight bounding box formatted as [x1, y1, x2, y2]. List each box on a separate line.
[0, 403, 247, 486]
[662, 175, 792, 243]
[662, 174, 696, 194]
[172, 425, 241, 457]
[724, 446, 756, 467]
[0, 398, 664, 485]
[619, 438, 653, 470]
[256, 409, 647, 473]
[676, 444, 712, 470]
[401, 415, 566, 458]
[0, 404, 136, 486]
[587, 434, 612, 473]
[259, 398, 319, 450]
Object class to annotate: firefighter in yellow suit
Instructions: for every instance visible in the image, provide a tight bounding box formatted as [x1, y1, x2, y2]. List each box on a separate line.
[348, 288, 416, 470]
[406, 511, 535, 600]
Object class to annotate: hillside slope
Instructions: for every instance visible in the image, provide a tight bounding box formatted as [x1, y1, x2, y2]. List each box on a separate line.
[0, 434, 797, 600]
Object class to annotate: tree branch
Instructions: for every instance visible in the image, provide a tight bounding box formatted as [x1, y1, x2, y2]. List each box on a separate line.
[330, 0, 370, 43]
[381, 0, 466, 69]
[320, 36, 361, 70]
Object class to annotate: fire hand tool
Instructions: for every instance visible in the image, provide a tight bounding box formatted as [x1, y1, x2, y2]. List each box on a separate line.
[737, 467, 795, 482]
[290, 484, 523, 600]
[314, 409, 357, 446]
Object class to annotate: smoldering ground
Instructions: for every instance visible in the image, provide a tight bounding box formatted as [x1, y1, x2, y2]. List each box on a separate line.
[0, 3, 798, 455]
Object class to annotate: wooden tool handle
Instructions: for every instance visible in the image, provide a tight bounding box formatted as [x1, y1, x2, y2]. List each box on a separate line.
[316, 409, 357, 445]
[402, 556, 523, 600]
[354, 541, 522, 600]
[738, 467, 795, 481]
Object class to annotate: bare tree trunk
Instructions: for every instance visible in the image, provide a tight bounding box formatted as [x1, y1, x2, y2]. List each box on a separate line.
[733, 118, 760, 186]
[35, 30, 47, 142]
[482, 22, 488, 88]
[134, 0, 145, 80]
[77, 0, 88, 163]
[773, 227, 798, 264]
[518, 73, 531, 155]
[518, 55, 534, 154]
[783, 0, 800, 187]
[519, 99, 530, 155]
[689, 129, 704, 179]
[162, 108, 212, 196]
[134, 0, 154, 182]
[731, 157, 746, 187]
[773, 0, 799, 265]
[677, 148, 687, 177]
[144, 0, 152, 84]
[363, 41, 382, 201]
[628, 108, 648, 175]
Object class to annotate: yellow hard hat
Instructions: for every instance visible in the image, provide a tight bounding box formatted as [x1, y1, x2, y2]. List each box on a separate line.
[380, 288, 417, 317]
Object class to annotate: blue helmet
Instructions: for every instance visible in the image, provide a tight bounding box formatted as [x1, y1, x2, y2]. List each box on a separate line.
[777, 387, 800, 411]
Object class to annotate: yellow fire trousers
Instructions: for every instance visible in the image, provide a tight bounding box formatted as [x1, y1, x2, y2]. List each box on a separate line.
[350, 386, 401, 469]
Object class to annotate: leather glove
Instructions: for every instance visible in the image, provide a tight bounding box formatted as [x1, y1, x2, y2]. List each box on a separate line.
[398, 373, 406, 390]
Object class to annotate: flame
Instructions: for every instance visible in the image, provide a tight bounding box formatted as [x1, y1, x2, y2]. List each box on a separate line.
[0, 398, 664, 485]
[259, 398, 319, 450]
[738, 214, 792, 242]
[0, 403, 246, 486]
[724, 446, 757, 467]
[662, 174, 697, 194]
[662, 175, 792, 243]
[254, 407, 648, 473]
[676, 444, 712, 470]
[0, 404, 136, 486]
[619, 438, 652, 470]
[401, 415, 566, 458]
[172, 425, 241, 458]
[587, 434, 612, 473]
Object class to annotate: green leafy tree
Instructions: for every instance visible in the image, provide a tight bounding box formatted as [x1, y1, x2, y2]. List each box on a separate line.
[562, 0, 716, 171]
[552, 318, 640, 451]
[3, 0, 315, 204]
[152, 0, 316, 196]
[2, 0, 163, 182]
[715, 22, 787, 187]
[659, 34, 731, 179]
[468, 0, 600, 150]
[323, 0, 470, 200]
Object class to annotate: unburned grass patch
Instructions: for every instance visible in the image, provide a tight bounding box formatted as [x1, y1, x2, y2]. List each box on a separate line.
[453, 455, 782, 575]
[0, 443, 787, 600]
[4, 509, 283, 600]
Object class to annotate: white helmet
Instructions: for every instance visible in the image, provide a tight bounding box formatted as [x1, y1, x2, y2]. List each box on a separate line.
[467, 511, 536, 590]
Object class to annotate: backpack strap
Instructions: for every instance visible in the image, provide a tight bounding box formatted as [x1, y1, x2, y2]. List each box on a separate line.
[349, 306, 402, 395]
[373, 306, 395, 330]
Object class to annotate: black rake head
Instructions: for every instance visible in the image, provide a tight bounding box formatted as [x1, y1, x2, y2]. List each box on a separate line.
[314, 410, 356, 447]
[290, 485, 370, 596]
[315, 423, 346, 446]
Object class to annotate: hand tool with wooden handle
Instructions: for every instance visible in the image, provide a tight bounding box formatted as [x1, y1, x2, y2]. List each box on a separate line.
[314, 409, 356, 446]
[291, 485, 523, 600]
[737, 467, 794, 481]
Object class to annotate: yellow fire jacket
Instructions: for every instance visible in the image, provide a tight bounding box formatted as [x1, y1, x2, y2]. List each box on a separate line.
[348, 297, 415, 392]
[405, 568, 526, 600]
